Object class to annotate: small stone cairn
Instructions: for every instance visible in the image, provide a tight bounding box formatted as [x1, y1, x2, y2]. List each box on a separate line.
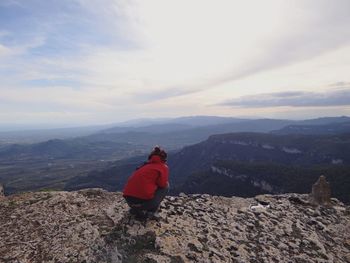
[0, 184, 4, 199]
[310, 175, 331, 206]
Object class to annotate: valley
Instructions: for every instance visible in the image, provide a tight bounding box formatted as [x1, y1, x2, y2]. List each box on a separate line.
[65, 130, 350, 203]
[1, 116, 350, 203]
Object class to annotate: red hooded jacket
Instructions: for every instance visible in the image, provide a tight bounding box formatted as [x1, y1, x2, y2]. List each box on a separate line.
[123, 155, 169, 200]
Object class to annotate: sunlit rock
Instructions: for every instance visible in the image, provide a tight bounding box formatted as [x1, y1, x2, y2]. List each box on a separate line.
[0, 189, 349, 262]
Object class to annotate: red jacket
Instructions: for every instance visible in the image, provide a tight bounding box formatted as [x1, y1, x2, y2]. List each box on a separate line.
[123, 155, 169, 200]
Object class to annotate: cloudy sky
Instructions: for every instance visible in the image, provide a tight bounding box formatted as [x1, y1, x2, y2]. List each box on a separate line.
[0, 0, 350, 127]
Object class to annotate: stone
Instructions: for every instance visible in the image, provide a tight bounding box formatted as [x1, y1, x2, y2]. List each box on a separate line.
[0, 190, 349, 263]
[0, 184, 4, 199]
[310, 175, 331, 206]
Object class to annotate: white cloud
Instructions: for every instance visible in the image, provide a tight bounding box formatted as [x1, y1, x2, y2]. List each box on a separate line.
[64, 0, 350, 100]
[220, 88, 350, 108]
[0, 44, 12, 57]
[0, 0, 350, 125]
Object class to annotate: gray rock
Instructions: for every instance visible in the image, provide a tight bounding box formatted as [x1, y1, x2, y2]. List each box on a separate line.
[0, 184, 4, 198]
[0, 190, 349, 263]
[310, 175, 332, 206]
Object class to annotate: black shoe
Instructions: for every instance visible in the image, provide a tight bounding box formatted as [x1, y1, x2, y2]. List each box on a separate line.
[146, 211, 161, 221]
[129, 208, 138, 215]
[132, 210, 148, 221]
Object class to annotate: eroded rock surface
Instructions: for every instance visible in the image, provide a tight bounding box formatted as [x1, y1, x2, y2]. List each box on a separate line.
[0, 184, 4, 199]
[310, 175, 332, 206]
[0, 189, 349, 263]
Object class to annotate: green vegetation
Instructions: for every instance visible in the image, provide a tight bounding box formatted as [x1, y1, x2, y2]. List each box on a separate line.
[181, 161, 350, 203]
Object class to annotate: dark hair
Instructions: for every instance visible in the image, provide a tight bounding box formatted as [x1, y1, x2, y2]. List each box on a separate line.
[148, 145, 167, 162]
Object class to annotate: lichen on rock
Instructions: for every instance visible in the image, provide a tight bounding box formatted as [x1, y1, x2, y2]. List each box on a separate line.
[0, 189, 349, 263]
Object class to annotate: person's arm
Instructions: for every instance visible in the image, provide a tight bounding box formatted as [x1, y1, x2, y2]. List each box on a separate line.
[156, 166, 169, 188]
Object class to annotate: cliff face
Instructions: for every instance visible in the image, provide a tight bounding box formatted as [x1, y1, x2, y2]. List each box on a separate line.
[0, 189, 349, 263]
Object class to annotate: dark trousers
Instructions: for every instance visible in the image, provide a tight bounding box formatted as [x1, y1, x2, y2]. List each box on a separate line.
[124, 186, 169, 212]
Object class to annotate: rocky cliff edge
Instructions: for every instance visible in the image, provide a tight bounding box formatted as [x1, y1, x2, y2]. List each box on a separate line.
[0, 189, 349, 263]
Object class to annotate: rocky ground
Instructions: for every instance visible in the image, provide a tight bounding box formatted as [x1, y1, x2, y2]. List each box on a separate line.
[0, 189, 349, 263]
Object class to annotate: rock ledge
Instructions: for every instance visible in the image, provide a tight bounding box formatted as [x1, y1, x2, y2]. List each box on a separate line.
[0, 189, 349, 263]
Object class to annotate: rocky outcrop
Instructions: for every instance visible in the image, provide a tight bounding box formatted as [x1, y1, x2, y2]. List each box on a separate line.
[0, 189, 349, 263]
[0, 184, 4, 199]
[310, 175, 332, 206]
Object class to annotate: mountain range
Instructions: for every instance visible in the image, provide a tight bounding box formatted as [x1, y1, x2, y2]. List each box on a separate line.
[272, 121, 350, 135]
[65, 132, 350, 203]
[1, 115, 350, 198]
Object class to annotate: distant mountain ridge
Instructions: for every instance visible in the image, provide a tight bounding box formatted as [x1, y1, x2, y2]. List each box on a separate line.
[85, 118, 296, 150]
[3, 116, 349, 162]
[0, 124, 114, 144]
[169, 132, 350, 179]
[1, 116, 350, 196]
[297, 116, 350, 125]
[65, 132, 350, 203]
[112, 115, 250, 127]
[91, 116, 350, 149]
[272, 121, 350, 135]
[2, 115, 349, 145]
[0, 138, 145, 160]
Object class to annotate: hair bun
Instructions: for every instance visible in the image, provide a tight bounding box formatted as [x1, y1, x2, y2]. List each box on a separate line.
[153, 146, 161, 153]
[148, 146, 167, 162]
